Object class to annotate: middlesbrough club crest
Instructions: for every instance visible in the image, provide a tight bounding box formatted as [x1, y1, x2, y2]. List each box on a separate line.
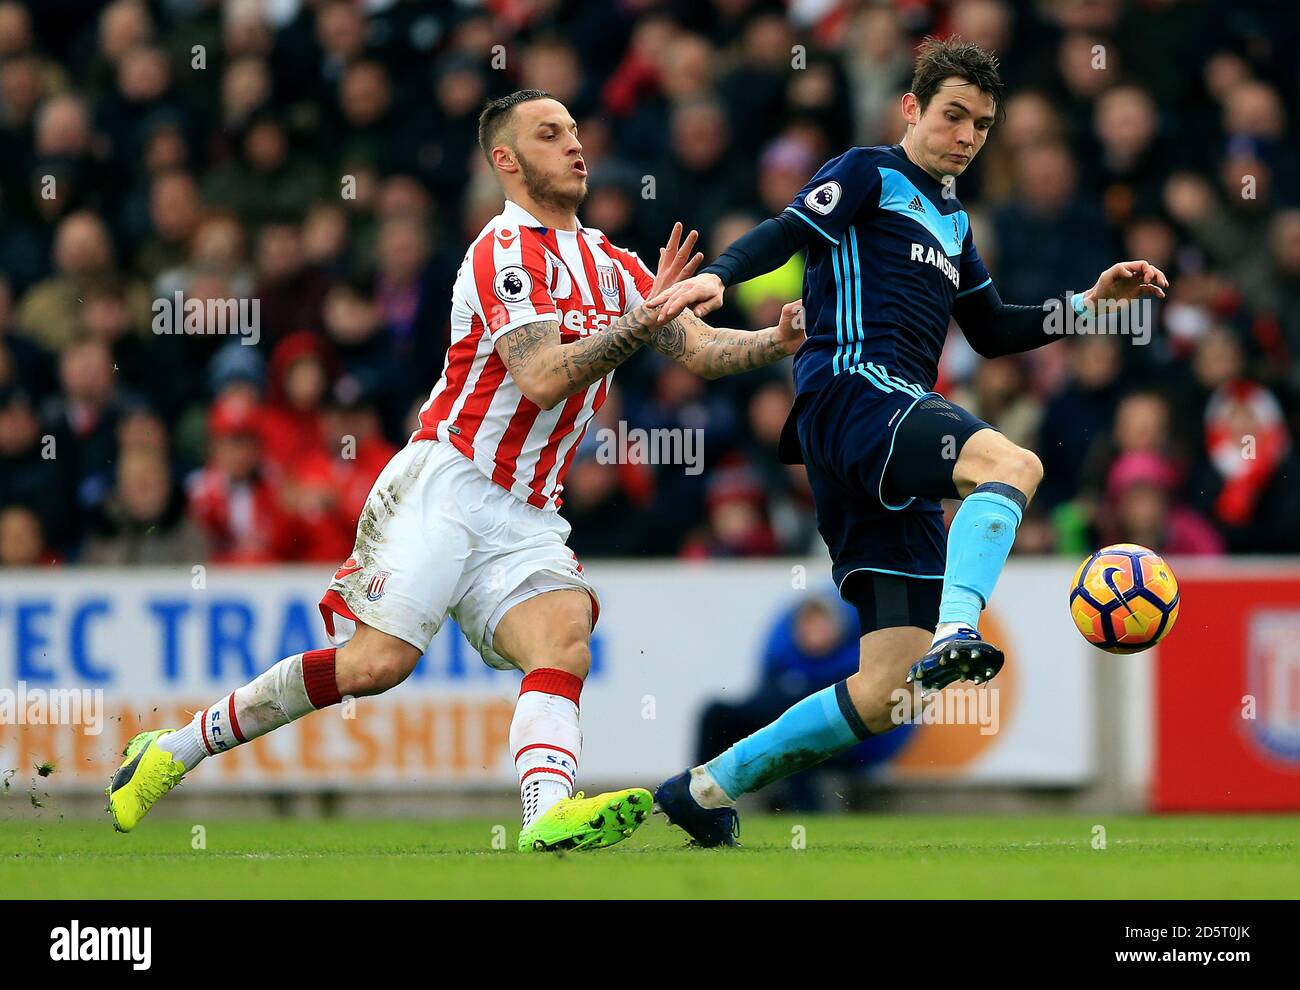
[365, 570, 391, 602]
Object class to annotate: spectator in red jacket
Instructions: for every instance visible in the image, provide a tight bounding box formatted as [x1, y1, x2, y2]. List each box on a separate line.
[260, 330, 332, 471]
[280, 449, 353, 562]
[279, 377, 398, 563]
[1188, 380, 1300, 553]
[187, 394, 295, 562]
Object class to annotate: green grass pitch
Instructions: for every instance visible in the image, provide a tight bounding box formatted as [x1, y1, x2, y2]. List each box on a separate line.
[3, 815, 1298, 898]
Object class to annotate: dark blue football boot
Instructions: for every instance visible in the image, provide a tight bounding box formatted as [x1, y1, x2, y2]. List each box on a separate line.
[654, 770, 740, 848]
[905, 626, 1005, 692]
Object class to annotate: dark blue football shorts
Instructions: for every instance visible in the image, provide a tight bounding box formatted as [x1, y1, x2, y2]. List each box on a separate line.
[778, 369, 994, 633]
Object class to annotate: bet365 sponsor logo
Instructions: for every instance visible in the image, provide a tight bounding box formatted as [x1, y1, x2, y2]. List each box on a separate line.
[49, 921, 151, 970]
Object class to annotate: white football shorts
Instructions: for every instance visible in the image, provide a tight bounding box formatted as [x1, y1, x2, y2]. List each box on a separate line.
[318, 438, 598, 670]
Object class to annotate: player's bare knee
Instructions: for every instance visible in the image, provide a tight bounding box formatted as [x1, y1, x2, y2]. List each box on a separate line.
[538, 632, 591, 680]
[846, 665, 910, 734]
[861, 688, 905, 734]
[1000, 446, 1042, 500]
[339, 639, 418, 696]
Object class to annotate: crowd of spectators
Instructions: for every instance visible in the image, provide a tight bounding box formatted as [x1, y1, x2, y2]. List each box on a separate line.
[1, 0, 1299, 568]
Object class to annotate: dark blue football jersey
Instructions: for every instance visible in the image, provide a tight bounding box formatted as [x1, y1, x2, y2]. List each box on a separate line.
[784, 144, 992, 397]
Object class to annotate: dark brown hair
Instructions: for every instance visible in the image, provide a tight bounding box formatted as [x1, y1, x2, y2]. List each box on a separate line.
[477, 89, 551, 163]
[910, 37, 1005, 122]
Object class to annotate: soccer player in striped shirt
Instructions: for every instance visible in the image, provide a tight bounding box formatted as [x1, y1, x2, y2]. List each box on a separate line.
[107, 90, 806, 852]
[650, 39, 1169, 846]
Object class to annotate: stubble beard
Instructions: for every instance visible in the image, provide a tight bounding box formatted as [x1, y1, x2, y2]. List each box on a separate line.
[517, 150, 586, 215]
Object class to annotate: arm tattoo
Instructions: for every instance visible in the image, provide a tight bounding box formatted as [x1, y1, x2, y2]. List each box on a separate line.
[501, 320, 556, 369]
[649, 309, 788, 378]
[557, 304, 658, 393]
[496, 306, 660, 404]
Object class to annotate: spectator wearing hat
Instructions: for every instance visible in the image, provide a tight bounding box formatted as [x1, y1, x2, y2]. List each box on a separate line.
[1101, 451, 1223, 556]
[1163, 82, 1292, 304]
[260, 329, 332, 472]
[680, 459, 779, 559]
[1078, 390, 1183, 506]
[208, 339, 266, 404]
[187, 393, 295, 562]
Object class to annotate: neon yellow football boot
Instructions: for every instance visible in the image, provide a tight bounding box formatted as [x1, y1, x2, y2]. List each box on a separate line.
[518, 787, 652, 852]
[105, 729, 185, 832]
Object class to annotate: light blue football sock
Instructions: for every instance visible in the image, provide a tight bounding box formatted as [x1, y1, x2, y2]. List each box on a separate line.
[705, 681, 871, 800]
[938, 482, 1026, 629]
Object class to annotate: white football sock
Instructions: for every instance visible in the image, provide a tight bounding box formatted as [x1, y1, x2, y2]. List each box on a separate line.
[157, 649, 341, 772]
[522, 777, 572, 828]
[511, 668, 583, 827]
[931, 621, 970, 646]
[688, 764, 736, 809]
[156, 720, 207, 771]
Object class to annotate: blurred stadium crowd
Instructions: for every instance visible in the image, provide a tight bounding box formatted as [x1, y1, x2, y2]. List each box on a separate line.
[1, 0, 1298, 568]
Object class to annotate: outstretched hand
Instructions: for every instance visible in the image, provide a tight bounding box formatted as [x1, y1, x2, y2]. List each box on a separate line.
[1087, 260, 1170, 304]
[648, 222, 704, 303]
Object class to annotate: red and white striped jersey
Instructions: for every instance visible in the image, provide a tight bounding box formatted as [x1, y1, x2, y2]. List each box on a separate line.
[411, 199, 655, 510]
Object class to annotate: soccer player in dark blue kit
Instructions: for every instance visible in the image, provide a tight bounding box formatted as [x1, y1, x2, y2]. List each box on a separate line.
[648, 38, 1169, 845]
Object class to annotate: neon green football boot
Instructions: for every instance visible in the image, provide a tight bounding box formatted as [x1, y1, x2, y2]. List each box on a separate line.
[518, 787, 653, 852]
[105, 729, 186, 832]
